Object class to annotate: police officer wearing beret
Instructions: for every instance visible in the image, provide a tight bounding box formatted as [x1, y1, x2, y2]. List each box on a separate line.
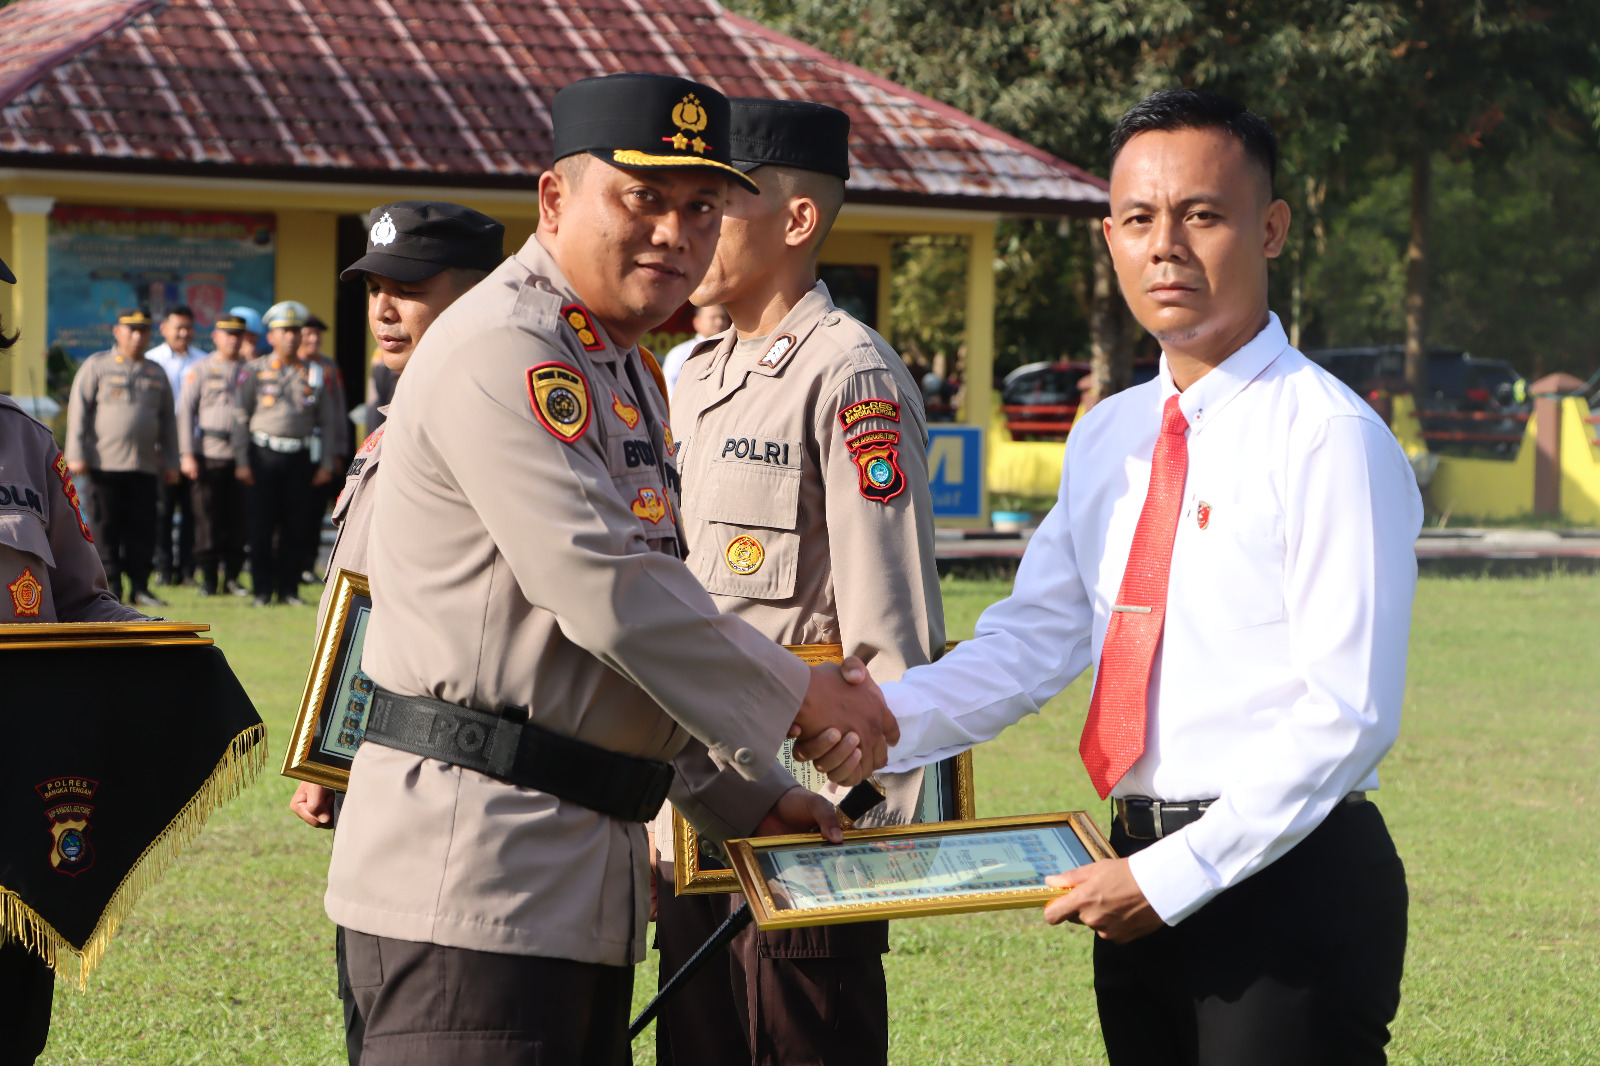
[65, 308, 182, 607]
[232, 300, 342, 606]
[287, 199, 504, 1066]
[325, 74, 900, 1065]
[657, 98, 944, 1066]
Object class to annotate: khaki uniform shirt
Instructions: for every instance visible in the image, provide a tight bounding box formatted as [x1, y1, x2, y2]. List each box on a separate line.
[231, 355, 342, 472]
[325, 236, 811, 966]
[177, 355, 245, 462]
[311, 352, 348, 466]
[659, 283, 945, 858]
[0, 395, 142, 623]
[65, 351, 179, 474]
[314, 419, 385, 627]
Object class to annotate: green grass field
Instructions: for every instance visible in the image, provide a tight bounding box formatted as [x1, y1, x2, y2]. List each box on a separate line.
[35, 574, 1600, 1064]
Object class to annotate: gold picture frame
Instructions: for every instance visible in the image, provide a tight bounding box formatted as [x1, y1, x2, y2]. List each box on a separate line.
[282, 569, 373, 790]
[674, 641, 975, 896]
[0, 621, 211, 650]
[726, 811, 1115, 930]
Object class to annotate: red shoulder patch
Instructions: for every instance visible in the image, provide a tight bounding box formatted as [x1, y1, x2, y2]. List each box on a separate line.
[561, 304, 606, 352]
[358, 426, 384, 456]
[838, 397, 900, 431]
[51, 453, 93, 542]
[527, 362, 593, 443]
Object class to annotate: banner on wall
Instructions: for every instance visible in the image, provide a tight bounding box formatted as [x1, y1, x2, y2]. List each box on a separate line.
[48, 206, 276, 362]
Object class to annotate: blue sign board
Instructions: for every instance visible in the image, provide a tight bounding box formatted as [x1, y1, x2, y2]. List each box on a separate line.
[926, 424, 984, 519]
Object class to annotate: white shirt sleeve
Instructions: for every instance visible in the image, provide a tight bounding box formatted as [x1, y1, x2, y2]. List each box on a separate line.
[883, 446, 1097, 772]
[1128, 415, 1422, 923]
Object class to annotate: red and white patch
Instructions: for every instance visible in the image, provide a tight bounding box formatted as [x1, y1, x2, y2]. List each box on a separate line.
[358, 427, 385, 456]
[1196, 501, 1212, 530]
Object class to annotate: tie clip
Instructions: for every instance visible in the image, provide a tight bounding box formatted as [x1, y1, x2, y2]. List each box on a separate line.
[1111, 604, 1152, 614]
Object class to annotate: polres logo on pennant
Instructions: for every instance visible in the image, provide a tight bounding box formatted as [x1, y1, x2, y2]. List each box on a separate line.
[37, 777, 98, 877]
[370, 212, 398, 246]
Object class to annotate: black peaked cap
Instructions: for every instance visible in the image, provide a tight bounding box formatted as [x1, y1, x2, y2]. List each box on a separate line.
[341, 201, 506, 283]
[728, 98, 850, 180]
[553, 73, 759, 194]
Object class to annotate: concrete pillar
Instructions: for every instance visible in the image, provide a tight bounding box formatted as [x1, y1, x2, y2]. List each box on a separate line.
[273, 210, 339, 335]
[1530, 372, 1586, 516]
[4, 195, 55, 398]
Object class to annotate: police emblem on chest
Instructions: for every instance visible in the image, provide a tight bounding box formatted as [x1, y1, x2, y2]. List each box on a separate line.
[725, 535, 765, 575]
[37, 777, 98, 877]
[527, 362, 593, 442]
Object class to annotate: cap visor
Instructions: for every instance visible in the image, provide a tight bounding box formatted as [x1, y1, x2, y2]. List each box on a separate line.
[0, 257, 14, 284]
[339, 251, 449, 283]
[601, 149, 760, 194]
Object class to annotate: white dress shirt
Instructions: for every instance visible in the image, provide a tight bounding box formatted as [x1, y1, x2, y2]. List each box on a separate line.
[146, 342, 207, 411]
[883, 314, 1423, 924]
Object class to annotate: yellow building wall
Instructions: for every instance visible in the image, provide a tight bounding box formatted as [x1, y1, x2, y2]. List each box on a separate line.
[274, 210, 339, 331]
[1556, 397, 1600, 524]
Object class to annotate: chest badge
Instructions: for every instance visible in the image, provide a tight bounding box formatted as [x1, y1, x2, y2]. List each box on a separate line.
[725, 535, 765, 575]
[631, 487, 667, 525]
[1197, 501, 1212, 530]
[9, 567, 43, 617]
[611, 390, 641, 430]
[662, 423, 677, 457]
[850, 441, 906, 504]
[527, 362, 593, 443]
[562, 304, 606, 352]
[760, 333, 796, 368]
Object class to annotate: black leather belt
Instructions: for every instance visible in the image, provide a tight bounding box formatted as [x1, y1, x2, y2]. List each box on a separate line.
[1114, 792, 1367, 841]
[363, 687, 675, 823]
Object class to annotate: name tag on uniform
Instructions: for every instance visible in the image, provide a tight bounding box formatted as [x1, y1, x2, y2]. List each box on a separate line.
[718, 436, 801, 468]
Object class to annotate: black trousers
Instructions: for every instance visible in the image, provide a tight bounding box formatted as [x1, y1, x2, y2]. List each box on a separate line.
[192, 458, 248, 586]
[247, 445, 313, 601]
[86, 470, 158, 598]
[154, 472, 194, 578]
[1095, 799, 1407, 1066]
[0, 939, 53, 1065]
[654, 864, 889, 1066]
[345, 931, 632, 1066]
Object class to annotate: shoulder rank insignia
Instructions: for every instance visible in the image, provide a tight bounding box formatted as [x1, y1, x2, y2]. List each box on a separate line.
[9, 566, 43, 617]
[849, 437, 906, 504]
[611, 390, 641, 430]
[631, 487, 668, 525]
[760, 333, 797, 368]
[562, 304, 606, 352]
[52, 453, 93, 542]
[838, 397, 900, 431]
[527, 362, 593, 443]
[725, 534, 765, 575]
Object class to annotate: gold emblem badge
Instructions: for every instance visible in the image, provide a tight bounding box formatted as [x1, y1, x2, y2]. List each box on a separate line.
[667, 93, 710, 154]
[631, 487, 667, 525]
[527, 361, 593, 443]
[9, 567, 43, 617]
[611, 390, 641, 429]
[725, 535, 765, 575]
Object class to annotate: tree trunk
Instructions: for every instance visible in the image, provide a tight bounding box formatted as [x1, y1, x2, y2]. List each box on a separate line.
[1088, 220, 1132, 404]
[1404, 148, 1431, 396]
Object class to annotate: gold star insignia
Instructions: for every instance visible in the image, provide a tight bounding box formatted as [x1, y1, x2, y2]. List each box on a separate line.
[671, 132, 689, 151]
[691, 137, 707, 154]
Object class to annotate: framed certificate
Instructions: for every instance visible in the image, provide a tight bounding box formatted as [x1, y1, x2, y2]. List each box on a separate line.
[281, 569, 374, 790]
[726, 812, 1115, 929]
[674, 642, 974, 896]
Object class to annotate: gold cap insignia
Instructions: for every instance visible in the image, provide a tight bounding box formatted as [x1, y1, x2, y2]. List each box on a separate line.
[725, 534, 765, 575]
[667, 93, 711, 155]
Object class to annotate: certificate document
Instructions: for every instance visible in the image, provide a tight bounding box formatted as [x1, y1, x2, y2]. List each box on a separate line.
[728, 812, 1114, 929]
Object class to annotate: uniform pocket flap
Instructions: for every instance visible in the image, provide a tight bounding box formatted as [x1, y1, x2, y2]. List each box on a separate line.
[0, 512, 55, 569]
[696, 461, 801, 531]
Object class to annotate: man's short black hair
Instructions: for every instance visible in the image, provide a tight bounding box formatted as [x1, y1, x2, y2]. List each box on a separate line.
[165, 305, 194, 319]
[1110, 89, 1278, 192]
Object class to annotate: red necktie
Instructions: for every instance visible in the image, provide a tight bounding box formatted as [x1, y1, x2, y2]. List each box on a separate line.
[1080, 394, 1189, 799]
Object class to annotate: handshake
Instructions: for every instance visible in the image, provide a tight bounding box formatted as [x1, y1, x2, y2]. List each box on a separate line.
[786, 656, 899, 786]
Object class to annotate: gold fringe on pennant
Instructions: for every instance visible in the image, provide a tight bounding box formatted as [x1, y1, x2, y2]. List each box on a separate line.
[0, 722, 267, 989]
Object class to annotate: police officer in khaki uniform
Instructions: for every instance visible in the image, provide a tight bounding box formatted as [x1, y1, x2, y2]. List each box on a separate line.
[232, 300, 342, 606]
[65, 308, 181, 606]
[177, 313, 252, 597]
[658, 98, 943, 1066]
[0, 254, 144, 1066]
[324, 74, 899, 1065]
[286, 200, 505, 1066]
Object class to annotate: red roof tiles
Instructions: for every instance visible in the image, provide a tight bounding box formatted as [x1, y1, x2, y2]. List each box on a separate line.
[0, 0, 1107, 213]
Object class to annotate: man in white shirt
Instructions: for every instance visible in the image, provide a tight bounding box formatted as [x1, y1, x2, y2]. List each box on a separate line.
[660, 302, 729, 396]
[146, 305, 207, 585]
[803, 89, 1422, 1064]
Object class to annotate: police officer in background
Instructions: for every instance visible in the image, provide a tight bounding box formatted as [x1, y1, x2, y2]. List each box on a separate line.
[0, 254, 146, 1066]
[65, 308, 181, 607]
[287, 199, 504, 1065]
[146, 305, 206, 586]
[658, 98, 943, 1066]
[178, 313, 252, 597]
[232, 301, 341, 606]
[296, 314, 347, 585]
[325, 74, 899, 1064]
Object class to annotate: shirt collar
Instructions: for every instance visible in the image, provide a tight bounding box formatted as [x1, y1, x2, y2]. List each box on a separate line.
[515, 234, 624, 364]
[1160, 312, 1288, 434]
[693, 280, 833, 384]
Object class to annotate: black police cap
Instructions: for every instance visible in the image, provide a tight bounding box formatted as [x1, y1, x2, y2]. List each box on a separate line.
[553, 73, 760, 194]
[0, 254, 13, 285]
[340, 201, 506, 283]
[728, 98, 850, 181]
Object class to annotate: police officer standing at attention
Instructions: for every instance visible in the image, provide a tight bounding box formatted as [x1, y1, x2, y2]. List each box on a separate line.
[658, 98, 943, 1066]
[177, 313, 252, 597]
[286, 199, 504, 1066]
[232, 300, 341, 606]
[325, 74, 899, 1065]
[0, 254, 146, 1066]
[65, 308, 181, 606]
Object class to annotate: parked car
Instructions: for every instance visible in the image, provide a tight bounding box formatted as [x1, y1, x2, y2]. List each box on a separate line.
[999, 360, 1159, 440]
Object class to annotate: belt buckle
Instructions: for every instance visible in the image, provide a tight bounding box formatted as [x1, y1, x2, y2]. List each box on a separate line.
[1149, 799, 1164, 840]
